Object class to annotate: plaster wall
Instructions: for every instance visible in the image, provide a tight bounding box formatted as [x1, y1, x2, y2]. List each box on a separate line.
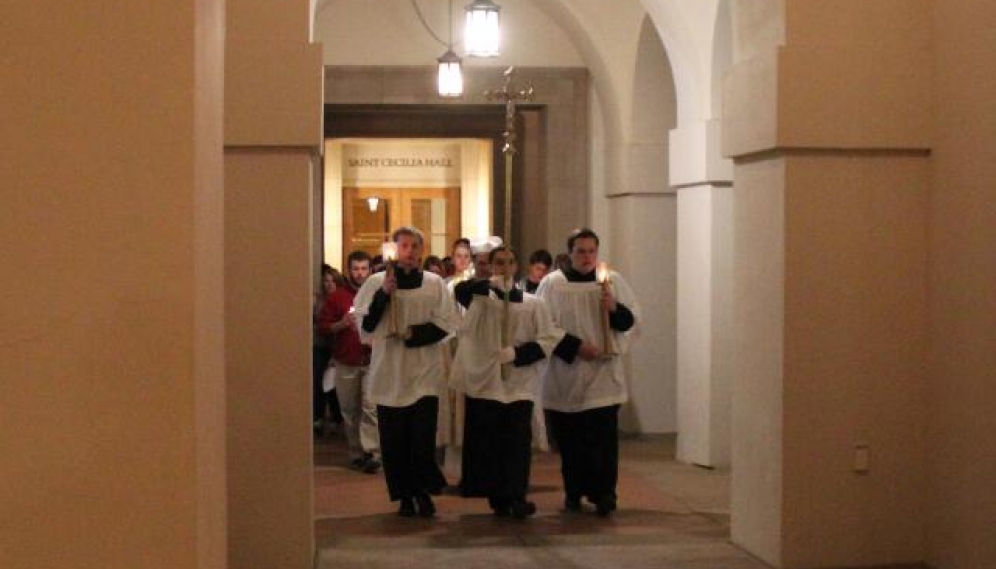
[611, 195, 678, 434]
[224, 151, 316, 569]
[926, 1, 996, 568]
[728, 157, 785, 567]
[225, 0, 323, 567]
[725, 2, 934, 567]
[677, 187, 714, 461]
[781, 154, 928, 568]
[1, 1, 226, 568]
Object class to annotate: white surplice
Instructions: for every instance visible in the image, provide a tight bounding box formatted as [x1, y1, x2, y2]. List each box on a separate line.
[353, 270, 457, 408]
[449, 291, 564, 404]
[536, 269, 641, 412]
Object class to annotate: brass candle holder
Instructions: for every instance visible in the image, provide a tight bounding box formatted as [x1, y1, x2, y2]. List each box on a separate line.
[597, 261, 618, 358]
[500, 272, 513, 381]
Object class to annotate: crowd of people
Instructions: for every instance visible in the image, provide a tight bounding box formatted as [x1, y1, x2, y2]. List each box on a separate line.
[312, 227, 640, 520]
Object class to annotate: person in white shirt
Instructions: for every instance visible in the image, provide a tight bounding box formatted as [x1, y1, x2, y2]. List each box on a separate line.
[353, 226, 457, 518]
[536, 228, 640, 517]
[449, 247, 563, 518]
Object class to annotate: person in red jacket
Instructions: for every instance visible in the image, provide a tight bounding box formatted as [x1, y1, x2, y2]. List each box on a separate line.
[318, 251, 380, 473]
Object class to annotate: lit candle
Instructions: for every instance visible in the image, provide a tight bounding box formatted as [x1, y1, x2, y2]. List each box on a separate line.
[381, 241, 399, 336]
[596, 261, 610, 285]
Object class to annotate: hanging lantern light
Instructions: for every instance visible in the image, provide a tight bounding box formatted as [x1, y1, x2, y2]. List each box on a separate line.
[437, 49, 464, 98]
[464, 0, 500, 57]
[367, 196, 380, 212]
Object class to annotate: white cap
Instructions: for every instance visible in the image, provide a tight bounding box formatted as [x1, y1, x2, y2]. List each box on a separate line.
[469, 235, 503, 255]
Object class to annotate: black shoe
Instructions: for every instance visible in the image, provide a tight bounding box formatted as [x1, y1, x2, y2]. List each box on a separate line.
[415, 494, 436, 518]
[348, 457, 366, 471]
[595, 495, 617, 518]
[362, 456, 381, 474]
[564, 495, 582, 512]
[489, 497, 511, 517]
[398, 498, 416, 517]
[510, 500, 537, 519]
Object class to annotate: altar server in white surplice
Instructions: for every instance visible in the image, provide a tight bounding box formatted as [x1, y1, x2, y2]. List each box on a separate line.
[354, 226, 456, 518]
[536, 227, 640, 518]
[449, 247, 564, 518]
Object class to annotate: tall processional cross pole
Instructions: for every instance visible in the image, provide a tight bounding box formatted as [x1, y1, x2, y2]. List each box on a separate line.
[485, 67, 533, 253]
[485, 67, 533, 375]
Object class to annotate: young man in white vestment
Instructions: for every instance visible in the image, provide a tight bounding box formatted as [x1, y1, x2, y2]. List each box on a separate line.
[536, 228, 640, 517]
[353, 227, 457, 517]
[449, 247, 564, 518]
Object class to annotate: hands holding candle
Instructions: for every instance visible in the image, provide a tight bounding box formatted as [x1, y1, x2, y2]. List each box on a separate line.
[597, 261, 617, 312]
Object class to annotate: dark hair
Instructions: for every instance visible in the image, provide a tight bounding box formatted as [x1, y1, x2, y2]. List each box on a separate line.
[321, 263, 334, 277]
[451, 237, 471, 254]
[423, 255, 443, 270]
[527, 249, 553, 267]
[566, 227, 600, 252]
[488, 246, 517, 264]
[392, 226, 424, 246]
[554, 253, 571, 272]
[347, 250, 371, 267]
[329, 267, 346, 287]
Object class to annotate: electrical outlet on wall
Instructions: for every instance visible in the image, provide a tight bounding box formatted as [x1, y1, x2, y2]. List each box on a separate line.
[853, 442, 870, 473]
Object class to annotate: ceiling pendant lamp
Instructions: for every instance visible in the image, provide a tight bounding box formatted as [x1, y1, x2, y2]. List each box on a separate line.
[437, 49, 464, 98]
[464, 0, 501, 57]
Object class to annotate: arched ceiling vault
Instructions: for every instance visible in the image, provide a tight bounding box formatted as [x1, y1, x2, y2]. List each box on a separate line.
[311, 0, 717, 145]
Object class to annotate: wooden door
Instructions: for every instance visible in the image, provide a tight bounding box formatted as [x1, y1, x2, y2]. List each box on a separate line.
[342, 187, 461, 266]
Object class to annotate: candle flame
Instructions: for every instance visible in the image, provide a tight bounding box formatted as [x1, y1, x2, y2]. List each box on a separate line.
[381, 242, 398, 261]
[597, 262, 610, 284]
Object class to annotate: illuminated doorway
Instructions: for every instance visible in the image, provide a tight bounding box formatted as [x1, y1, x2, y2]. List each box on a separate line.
[324, 138, 493, 268]
[343, 186, 461, 260]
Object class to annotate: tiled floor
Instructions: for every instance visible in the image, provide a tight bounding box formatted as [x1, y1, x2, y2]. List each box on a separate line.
[314, 432, 770, 569]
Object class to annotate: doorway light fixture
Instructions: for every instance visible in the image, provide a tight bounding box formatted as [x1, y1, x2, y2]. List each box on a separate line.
[367, 196, 380, 212]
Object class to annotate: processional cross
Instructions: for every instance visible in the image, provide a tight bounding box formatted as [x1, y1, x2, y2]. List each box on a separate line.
[484, 68, 534, 373]
[485, 67, 534, 249]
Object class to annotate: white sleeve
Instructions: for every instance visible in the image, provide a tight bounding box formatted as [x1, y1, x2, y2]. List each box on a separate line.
[531, 297, 565, 357]
[428, 277, 458, 335]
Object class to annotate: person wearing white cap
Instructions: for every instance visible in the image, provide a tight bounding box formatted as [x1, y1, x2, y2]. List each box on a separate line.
[468, 235, 503, 280]
[450, 246, 564, 518]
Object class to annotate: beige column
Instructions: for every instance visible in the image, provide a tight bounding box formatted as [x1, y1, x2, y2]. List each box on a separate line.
[927, 2, 996, 568]
[224, 0, 323, 568]
[672, 120, 734, 468]
[725, 1, 931, 567]
[1, 1, 226, 569]
[602, 130, 678, 435]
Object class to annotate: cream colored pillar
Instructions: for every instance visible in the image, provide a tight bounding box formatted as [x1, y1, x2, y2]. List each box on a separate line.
[601, 135, 678, 434]
[927, 3, 996, 569]
[672, 120, 734, 468]
[1, 2, 226, 569]
[224, 0, 323, 568]
[725, 1, 931, 567]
